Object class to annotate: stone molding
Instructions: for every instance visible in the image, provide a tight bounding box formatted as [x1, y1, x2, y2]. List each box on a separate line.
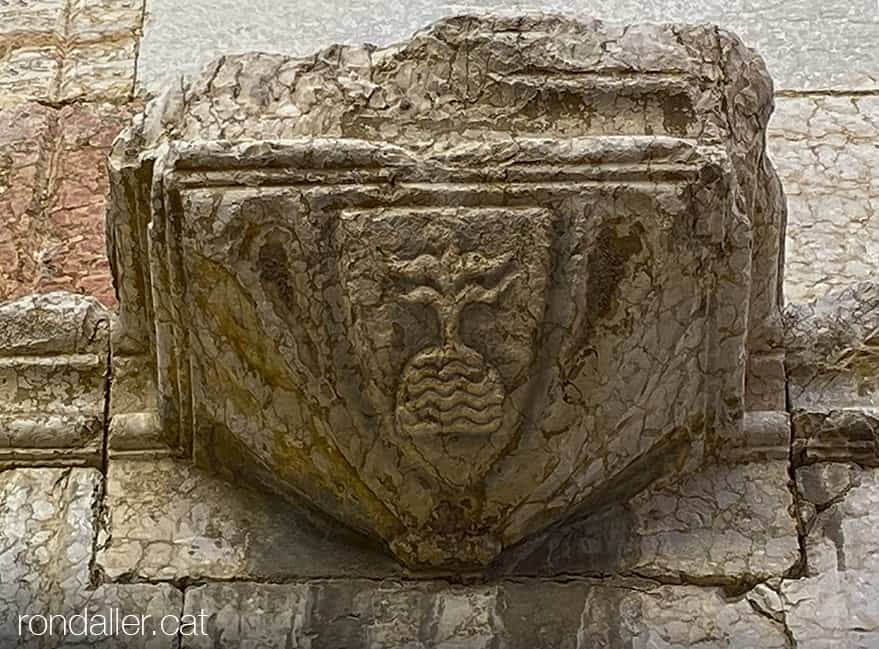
[0, 292, 109, 467]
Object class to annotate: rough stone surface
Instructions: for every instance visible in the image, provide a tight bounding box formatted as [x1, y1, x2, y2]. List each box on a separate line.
[0, 103, 55, 300]
[52, 584, 183, 648]
[181, 579, 789, 648]
[771, 97, 879, 305]
[784, 282, 879, 412]
[59, 39, 140, 103]
[0, 292, 109, 466]
[0, 290, 108, 356]
[0, 469, 178, 647]
[95, 458, 400, 582]
[41, 103, 134, 305]
[135, 0, 879, 95]
[0, 468, 176, 648]
[792, 409, 879, 467]
[108, 14, 786, 570]
[780, 464, 879, 648]
[0, 468, 101, 636]
[0, 0, 143, 105]
[0, 46, 61, 109]
[2, 4, 876, 646]
[0, 101, 132, 305]
[95, 455, 797, 584]
[496, 461, 799, 582]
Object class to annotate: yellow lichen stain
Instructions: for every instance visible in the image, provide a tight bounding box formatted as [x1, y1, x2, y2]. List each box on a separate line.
[270, 425, 404, 541]
[188, 255, 404, 543]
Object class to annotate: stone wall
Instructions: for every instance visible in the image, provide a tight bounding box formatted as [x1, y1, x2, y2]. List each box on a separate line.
[1, 2, 877, 648]
[0, 0, 142, 305]
[3, 0, 877, 306]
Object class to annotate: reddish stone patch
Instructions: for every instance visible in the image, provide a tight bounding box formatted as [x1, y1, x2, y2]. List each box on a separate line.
[41, 103, 131, 306]
[0, 103, 55, 302]
[0, 101, 133, 307]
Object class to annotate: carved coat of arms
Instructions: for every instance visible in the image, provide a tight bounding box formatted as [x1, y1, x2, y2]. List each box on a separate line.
[105, 16, 786, 569]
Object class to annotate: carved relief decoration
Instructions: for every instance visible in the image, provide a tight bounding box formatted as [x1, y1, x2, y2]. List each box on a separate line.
[105, 15, 787, 568]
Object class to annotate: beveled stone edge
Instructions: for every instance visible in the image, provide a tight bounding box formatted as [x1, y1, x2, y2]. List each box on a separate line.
[0, 446, 102, 468]
[0, 409, 105, 468]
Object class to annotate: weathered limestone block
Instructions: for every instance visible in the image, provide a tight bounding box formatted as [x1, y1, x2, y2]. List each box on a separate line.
[0, 101, 134, 303]
[495, 460, 799, 582]
[107, 15, 787, 569]
[181, 579, 789, 648]
[96, 453, 797, 585]
[780, 464, 879, 648]
[96, 457, 400, 582]
[0, 47, 61, 108]
[58, 39, 139, 103]
[0, 292, 109, 466]
[0, 468, 101, 641]
[54, 584, 183, 649]
[0, 466, 182, 647]
[0, 0, 66, 36]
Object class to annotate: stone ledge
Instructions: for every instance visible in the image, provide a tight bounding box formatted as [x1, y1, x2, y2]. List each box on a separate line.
[95, 456, 800, 586]
[180, 579, 789, 649]
[792, 408, 879, 467]
[0, 292, 109, 467]
[0, 292, 109, 355]
[0, 412, 103, 467]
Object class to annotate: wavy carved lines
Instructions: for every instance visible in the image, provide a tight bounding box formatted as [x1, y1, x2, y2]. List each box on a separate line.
[396, 346, 504, 438]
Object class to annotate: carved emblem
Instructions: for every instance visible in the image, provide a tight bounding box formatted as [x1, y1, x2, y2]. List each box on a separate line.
[391, 243, 514, 485]
[337, 207, 554, 491]
[105, 14, 787, 571]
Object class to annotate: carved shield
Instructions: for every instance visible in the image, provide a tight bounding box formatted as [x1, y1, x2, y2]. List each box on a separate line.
[336, 207, 554, 488]
[135, 136, 744, 569]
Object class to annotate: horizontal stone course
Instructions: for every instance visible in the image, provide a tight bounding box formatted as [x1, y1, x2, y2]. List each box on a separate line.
[96, 456, 799, 585]
[180, 579, 789, 648]
[0, 292, 109, 467]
